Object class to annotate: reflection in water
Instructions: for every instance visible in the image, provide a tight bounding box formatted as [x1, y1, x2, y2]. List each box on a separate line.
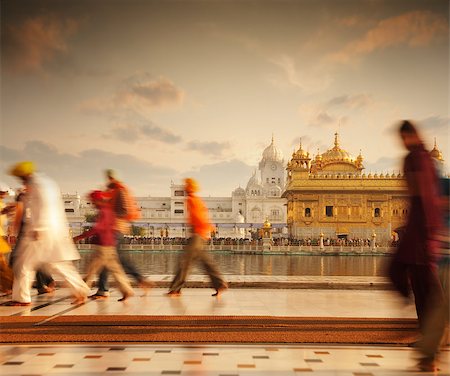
[76, 251, 391, 277]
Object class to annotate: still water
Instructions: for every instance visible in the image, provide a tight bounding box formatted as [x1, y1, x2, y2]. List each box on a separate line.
[77, 250, 391, 277]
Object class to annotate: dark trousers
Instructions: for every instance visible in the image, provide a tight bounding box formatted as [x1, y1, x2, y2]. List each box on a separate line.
[408, 263, 446, 361]
[408, 264, 444, 332]
[35, 270, 54, 290]
[170, 234, 226, 292]
[96, 233, 143, 294]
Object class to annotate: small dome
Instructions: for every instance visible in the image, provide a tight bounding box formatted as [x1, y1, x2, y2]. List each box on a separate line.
[235, 211, 245, 222]
[430, 139, 444, 162]
[263, 218, 271, 228]
[232, 187, 245, 196]
[294, 140, 309, 159]
[246, 170, 262, 190]
[262, 135, 283, 163]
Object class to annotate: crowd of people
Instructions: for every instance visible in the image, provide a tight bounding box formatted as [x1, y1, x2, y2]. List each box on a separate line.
[0, 165, 227, 304]
[0, 120, 448, 372]
[80, 235, 391, 247]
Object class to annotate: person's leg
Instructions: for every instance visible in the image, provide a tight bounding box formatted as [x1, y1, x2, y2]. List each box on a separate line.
[84, 248, 106, 287]
[196, 238, 227, 293]
[11, 258, 34, 304]
[35, 269, 55, 293]
[94, 268, 110, 296]
[168, 237, 197, 294]
[42, 272, 55, 287]
[409, 265, 429, 331]
[116, 232, 152, 289]
[118, 252, 143, 281]
[415, 264, 446, 370]
[103, 247, 133, 301]
[48, 261, 90, 302]
[0, 254, 13, 293]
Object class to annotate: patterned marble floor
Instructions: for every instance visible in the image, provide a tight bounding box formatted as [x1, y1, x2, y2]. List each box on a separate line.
[1, 286, 448, 375]
[0, 287, 416, 318]
[1, 344, 449, 375]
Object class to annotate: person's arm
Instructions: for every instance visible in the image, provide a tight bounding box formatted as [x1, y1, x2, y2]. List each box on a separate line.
[12, 201, 23, 237]
[413, 152, 442, 233]
[73, 227, 97, 243]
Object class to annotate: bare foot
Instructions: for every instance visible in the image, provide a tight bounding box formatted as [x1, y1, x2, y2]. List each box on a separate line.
[212, 284, 228, 297]
[417, 357, 438, 372]
[71, 296, 87, 305]
[89, 293, 108, 300]
[118, 292, 133, 302]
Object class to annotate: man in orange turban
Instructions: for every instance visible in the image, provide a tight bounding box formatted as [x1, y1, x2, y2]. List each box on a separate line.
[168, 178, 227, 297]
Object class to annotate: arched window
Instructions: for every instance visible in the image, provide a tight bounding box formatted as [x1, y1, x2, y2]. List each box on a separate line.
[374, 208, 381, 217]
[305, 208, 311, 217]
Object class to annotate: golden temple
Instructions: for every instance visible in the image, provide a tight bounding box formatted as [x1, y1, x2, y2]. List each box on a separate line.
[282, 133, 445, 242]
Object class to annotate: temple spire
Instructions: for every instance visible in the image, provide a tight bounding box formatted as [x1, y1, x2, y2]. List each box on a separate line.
[334, 132, 340, 148]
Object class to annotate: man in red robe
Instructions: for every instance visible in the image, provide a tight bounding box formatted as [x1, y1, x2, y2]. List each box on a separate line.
[390, 120, 445, 372]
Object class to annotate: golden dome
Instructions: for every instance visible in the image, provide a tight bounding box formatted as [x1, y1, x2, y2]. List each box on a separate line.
[430, 138, 444, 162]
[293, 139, 309, 159]
[320, 133, 354, 163]
[357, 150, 363, 161]
[315, 148, 322, 161]
[310, 133, 364, 174]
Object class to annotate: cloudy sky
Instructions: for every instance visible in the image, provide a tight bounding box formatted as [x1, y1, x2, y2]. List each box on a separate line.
[1, 0, 448, 197]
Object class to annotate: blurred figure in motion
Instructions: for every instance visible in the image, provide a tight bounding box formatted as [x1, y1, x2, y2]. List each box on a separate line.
[0, 183, 13, 294]
[9, 187, 55, 295]
[389, 121, 445, 372]
[7, 161, 89, 306]
[437, 176, 450, 297]
[168, 178, 228, 297]
[73, 190, 133, 302]
[89, 169, 152, 300]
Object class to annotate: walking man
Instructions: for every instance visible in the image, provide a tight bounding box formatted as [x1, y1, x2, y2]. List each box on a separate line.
[168, 178, 228, 297]
[8, 161, 89, 305]
[73, 190, 134, 302]
[389, 121, 445, 371]
[90, 169, 152, 299]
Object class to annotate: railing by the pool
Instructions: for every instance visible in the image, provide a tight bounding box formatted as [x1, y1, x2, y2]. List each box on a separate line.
[77, 244, 394, 254]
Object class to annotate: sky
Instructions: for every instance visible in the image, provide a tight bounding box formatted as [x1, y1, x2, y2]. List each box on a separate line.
[1, 0, 448, 197]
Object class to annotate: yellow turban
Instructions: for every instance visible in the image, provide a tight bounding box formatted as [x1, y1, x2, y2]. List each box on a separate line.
[184, 178, 199, 193]
[9, 161, 36, 177]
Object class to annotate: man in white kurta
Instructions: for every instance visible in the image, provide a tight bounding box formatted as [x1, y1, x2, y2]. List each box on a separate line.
[9, 161, 90, 305]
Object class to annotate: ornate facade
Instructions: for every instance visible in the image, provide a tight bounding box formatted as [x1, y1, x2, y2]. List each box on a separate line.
[64, 137, 287, 238]
[282, 133, 445, 242]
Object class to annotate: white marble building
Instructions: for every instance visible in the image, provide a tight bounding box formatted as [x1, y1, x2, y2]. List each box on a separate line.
[64, 138, 288, 238]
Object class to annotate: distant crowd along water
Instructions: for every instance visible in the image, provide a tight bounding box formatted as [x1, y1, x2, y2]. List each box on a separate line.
[77, 236, 397, 248]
